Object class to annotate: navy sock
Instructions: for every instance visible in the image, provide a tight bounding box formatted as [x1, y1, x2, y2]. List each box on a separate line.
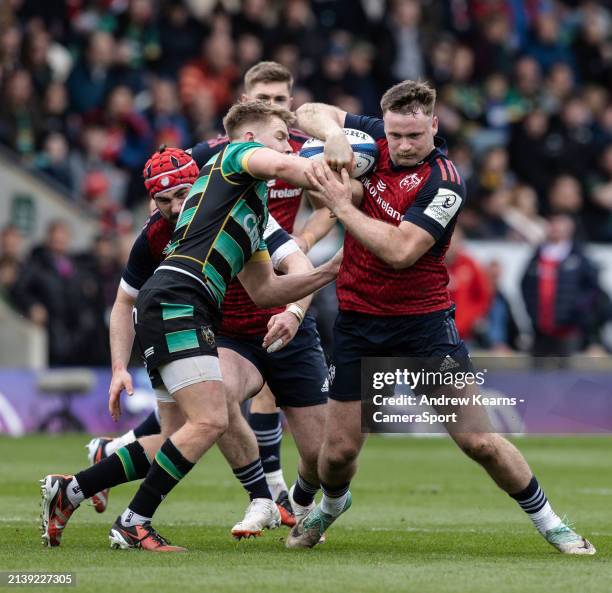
[321, 481, 350, 499]
[133, 410, 161, 438]
[232, 459, 272, 501]
[249, 412, 282, 473]
[292, 473, 319, 507]
[74, 442, 150, 499]
[128, 439, 194, 519]
[510, 476, 548, 514]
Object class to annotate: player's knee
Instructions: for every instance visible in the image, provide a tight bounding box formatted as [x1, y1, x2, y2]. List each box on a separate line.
[325, 441, 360, 471]
[298, 446, 320, 475]
[459, 434, 498, 464]
[189, 414, 228, 440]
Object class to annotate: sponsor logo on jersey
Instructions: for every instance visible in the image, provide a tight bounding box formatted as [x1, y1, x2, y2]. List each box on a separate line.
[363, 177, 401, 221]
[200, 326, 216, 347]
[399, 173, 422, 192]
[268, 187, 303, 200]
[423, 188, 462, 227]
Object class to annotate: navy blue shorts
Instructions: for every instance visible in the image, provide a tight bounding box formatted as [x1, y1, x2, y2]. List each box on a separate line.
[216, 314, 328, 408]
[329, 307, 471, 402]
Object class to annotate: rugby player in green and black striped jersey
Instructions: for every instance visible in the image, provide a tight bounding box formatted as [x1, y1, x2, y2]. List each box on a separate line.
[112, 101, 343, 551]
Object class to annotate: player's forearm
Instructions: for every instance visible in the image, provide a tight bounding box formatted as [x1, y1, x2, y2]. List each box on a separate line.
[258, 265, 336, 308]
[295, 207, 336, 252]
[295, 103, 345, 140]
[335, 204, 414, 269]
[109, 300, 135, 371]
[277, 252, 315, 312]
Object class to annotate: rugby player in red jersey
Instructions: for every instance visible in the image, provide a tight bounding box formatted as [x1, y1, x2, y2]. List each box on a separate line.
[285, 81, 595, 555]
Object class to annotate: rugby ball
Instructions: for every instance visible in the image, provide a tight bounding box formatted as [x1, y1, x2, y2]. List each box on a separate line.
[299, 128, 378, 178]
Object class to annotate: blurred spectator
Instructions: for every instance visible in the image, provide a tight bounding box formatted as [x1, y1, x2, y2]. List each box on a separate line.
[158, 0, 204, 76]
[11, 221, 90, 365]
[20, 26, 53, 94]
[75, 234, 123, 365]
[179, 33, 238, 115]
[100, 85, 153, 206]
[587, 144, 612, 241]
[34, 132, 72, 190]
[0, 225, 24, 305]
[471, 14, 515, 80]
[503, 184, 548, 245]
[572, 3, 612, 88]
[380, 0, 425, 86]
[446, 227, 492, 342]
[525, 13, 574, 73]
[66, 31, 117, 115]
[546, 175, 584, 232]
[0, 69, 42, 158]
[521, 214, 600, 356]
[113, 0, 161, 71]
[481, 260, 520, 352]
[41, 82, 73, 141]
[69, 123, 128, 206]
[145, 77, 191, 150]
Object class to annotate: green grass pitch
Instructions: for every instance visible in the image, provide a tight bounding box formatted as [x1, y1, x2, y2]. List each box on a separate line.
[0, 434, 610, 593]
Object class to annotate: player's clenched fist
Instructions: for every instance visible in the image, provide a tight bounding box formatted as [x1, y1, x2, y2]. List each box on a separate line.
[262, 311, 301, 353]
[324, 128, 355, 173]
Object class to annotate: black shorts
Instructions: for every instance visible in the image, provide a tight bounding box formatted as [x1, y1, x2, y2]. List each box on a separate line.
[329, 306, 471, 402]
[216, 314, 328, 408]
[133, 270, 220, 388]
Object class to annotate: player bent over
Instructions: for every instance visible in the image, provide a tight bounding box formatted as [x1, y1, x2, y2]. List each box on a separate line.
[40, 101, 339, 552]
[285, 82, 595, 555]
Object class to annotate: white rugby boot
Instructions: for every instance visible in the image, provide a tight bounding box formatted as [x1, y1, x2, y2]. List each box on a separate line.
[231, 498, 281, 540]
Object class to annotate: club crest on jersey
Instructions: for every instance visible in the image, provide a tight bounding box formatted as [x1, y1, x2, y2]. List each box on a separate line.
[399, 173, 422, 192]
[201, 326, 216, 347]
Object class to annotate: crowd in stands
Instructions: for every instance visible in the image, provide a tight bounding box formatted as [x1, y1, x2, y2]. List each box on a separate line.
[0, 0, 611, 363]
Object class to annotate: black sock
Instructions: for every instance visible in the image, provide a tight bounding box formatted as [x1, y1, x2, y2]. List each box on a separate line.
[232, 459, 272, 501]
[249, 412, 282, 473]
[292, 473, 319, 507]
[74, 442, 150, 499]
[321, 481, 350, 499]
[127, 439, 194, 519]
[133, 410, 161, 438]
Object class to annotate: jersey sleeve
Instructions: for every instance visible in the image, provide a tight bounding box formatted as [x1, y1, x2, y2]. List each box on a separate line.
[402, 158, 466, 241]
[263, 215, 300, 269]
[344, 113, 385, 140]
[188, 136, 229, 168]
[120, 231, 158, 296]
[221, 141, 265, 179]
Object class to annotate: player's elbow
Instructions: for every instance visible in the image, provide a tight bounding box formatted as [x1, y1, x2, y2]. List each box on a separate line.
[387, 249, 418, 270]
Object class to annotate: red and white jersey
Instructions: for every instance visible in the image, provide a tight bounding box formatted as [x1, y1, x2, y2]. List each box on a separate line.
[337, 113, 467, 316]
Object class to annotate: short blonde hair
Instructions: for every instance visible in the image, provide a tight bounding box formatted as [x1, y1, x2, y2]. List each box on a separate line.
[223, 100, 295, 139]
[380, 80, 436, 116]
[244, 61, 293, 93]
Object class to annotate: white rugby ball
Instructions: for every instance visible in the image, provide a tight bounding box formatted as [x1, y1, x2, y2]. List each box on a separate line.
[299, 128, 378, 178]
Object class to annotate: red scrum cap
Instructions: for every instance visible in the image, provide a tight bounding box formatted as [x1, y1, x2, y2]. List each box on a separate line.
[143, 145, 199, 198]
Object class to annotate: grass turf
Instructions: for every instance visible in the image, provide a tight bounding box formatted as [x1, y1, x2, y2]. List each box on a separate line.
[0, 434, 610, 593]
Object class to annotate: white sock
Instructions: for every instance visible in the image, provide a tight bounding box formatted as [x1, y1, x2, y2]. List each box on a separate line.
[320, 491, 350, 517]
[530, 502, 562, 534]
[66, 477, 85, 507]
[265, 469, 288, 500]
[120, 507, 151, 527]
[105, 430, 136, 456]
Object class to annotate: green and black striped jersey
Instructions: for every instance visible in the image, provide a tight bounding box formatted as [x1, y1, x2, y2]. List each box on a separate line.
[159, 141, 270, 308]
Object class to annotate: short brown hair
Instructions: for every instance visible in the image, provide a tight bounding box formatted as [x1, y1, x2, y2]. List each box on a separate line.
[244, 61, 293, 93]
[380, 80, 436, 116]
[223, 100, 295, 139]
